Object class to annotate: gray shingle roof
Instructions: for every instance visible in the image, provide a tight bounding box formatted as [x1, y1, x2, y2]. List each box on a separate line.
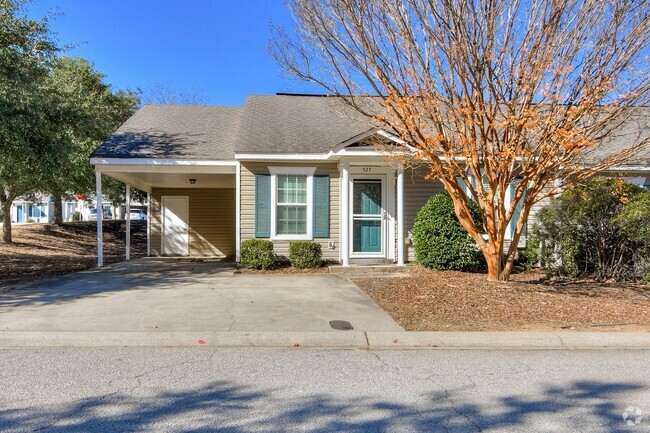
[236, 94, 376, 154]
[581, 108, 650, 166]
[91, 105, 243, 160]
[92, 95, 649, 167]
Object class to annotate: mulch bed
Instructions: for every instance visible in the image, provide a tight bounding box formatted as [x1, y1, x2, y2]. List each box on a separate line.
[0, 221, 147, 290]
[236, 263, 330, 274]
[353, 265, 650, 331]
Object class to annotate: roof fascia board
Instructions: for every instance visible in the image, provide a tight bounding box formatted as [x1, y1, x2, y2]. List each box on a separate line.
[603, 166, 650, 171]
[332, 148, 409, 157]
[331, 128, 381, 151]
[375, 129, 406, 144]
[235, 153, 330, 161]
[93, 164, 236, 175]
[90, 158, 238, 167]
[330, 128, 415, 156]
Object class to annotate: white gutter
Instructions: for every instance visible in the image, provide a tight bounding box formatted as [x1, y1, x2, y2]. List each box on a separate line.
[90, 158, 238, 166]
[234, 153, 330, 161]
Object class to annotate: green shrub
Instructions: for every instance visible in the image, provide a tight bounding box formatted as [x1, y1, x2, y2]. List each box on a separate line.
[412, 191, 484, 271]
[536, 177, 649, 281]
[289, 241, 322, 268]
[240, 239, 275, 269]
[72, 211, 82, 221]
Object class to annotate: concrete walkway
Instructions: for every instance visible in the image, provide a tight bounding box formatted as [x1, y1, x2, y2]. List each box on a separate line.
[0, 259, 403, 333]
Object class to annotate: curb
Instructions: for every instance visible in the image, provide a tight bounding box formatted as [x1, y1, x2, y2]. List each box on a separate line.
[1, 331, 650, 349]
[367, 331, 650, 349]
[0, 331, 368, 348]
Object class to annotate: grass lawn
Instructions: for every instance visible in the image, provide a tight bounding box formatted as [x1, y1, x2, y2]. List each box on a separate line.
[354, 265, 650, 332]
[0, 221, 146, 289]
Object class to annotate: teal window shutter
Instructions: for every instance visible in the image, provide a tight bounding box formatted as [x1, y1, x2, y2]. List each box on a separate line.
[255, 174, 271, 238]
[509, 179, 527, 239]
[313, 175, 330, 238]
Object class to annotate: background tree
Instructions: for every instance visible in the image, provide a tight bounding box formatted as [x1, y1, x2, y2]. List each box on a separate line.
[141, 81, 206, 105]
[273, 0, 650, 280]
[0, 0, 68, 243]
[44, 56, 139, 224]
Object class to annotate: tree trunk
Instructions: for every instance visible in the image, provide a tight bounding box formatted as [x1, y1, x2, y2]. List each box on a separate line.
[53, 197, 63, 225]
[502, 249, 518, 281]
[483, 238, 506, 281]
[485, 249, 503, 281]
[2, 199, 12, 244]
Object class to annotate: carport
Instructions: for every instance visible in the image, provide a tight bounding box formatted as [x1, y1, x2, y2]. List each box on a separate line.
[89, 105, 243, 265]
[92, 160, 238, 264]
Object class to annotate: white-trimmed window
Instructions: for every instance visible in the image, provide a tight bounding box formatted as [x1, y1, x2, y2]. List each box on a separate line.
[269, 167, 316, 240]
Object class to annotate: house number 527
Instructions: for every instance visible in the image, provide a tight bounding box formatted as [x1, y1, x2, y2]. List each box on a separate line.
[362, 167, 372, 173]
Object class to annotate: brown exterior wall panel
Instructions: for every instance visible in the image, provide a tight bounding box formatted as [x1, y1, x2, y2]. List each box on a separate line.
[150, 187, 236, 258]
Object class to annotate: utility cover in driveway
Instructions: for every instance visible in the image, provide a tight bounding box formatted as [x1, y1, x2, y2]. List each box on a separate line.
[330, 320, 354, 330]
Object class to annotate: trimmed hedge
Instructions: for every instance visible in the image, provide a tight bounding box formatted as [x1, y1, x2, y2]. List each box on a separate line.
[412, 191, 484, 271]
[240, 239, 275, 269]
[289, 241, 322, 268]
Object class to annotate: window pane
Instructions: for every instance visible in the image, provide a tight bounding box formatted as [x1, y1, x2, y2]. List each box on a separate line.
[277, 205, 307, 235]
[277, 175, 307, 204]
[353, 181, 382, 215]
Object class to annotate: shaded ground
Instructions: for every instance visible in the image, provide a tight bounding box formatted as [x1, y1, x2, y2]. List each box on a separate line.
[1, 348, 648, 432]
[0, 221, 146, 289]
[0, 259, 401, 332]
[354, 265, 650, 331]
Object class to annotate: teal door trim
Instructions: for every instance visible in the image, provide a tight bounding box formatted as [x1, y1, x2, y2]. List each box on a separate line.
[350, 176, 386, 257]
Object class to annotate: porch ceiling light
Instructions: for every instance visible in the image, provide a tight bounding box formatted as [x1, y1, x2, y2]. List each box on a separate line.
[189, 178, 197, 185]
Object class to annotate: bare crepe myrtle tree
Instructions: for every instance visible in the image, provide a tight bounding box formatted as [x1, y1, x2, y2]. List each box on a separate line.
[271, 0, 650, 281]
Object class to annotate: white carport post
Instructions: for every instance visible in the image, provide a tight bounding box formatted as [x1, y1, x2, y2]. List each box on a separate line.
[235, 161, 241, 262]
[340, 163, 350, 266]
[95, 171, 103, 267]
[125, 184, 131, 261]
[397, 167, 405, 266]
[146, 191, 151, 256]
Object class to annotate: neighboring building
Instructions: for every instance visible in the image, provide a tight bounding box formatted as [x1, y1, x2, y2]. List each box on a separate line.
[10, 198, 53, 224]
[90, 94, 650, 264]
[10, 196, 79, 224]
[9, 195, 146, 224]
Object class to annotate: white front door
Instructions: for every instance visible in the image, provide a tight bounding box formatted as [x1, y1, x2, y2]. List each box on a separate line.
[162, 196, 189, 256]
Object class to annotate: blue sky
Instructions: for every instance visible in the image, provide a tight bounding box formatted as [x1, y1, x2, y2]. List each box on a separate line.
[28, 0, 322, 105]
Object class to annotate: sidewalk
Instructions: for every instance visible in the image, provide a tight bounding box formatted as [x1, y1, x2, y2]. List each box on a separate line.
[1, 330, 649, 349]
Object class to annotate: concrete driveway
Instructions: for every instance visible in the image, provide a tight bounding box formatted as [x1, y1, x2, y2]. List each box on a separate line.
[0, 259, 402, 332]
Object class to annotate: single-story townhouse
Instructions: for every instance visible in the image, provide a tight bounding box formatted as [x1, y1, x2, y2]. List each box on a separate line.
[90, 94, 650, 266]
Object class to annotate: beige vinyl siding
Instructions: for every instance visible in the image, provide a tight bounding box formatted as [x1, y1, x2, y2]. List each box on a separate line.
[151, 188, 236, 258]
[403, 169, 446, 262]
[402, 171, 558, 261]
[240, 162, 340, 261]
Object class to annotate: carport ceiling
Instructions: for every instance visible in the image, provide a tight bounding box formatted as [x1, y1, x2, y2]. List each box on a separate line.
[104, 172, 235, 189]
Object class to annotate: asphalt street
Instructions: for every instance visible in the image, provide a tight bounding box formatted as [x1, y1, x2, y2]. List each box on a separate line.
[0, 348, 649, 432]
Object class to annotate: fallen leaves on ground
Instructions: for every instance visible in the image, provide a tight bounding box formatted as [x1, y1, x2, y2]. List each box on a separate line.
[353, 265, 650, 331]
[0, 221, 147, 289]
